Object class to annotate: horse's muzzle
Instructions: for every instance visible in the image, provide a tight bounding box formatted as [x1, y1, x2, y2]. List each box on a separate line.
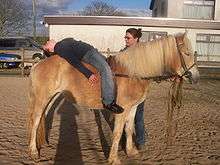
[188, 67, 200, 84]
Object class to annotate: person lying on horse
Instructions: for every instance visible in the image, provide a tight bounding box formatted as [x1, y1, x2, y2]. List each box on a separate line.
[42, 38, 124, 114]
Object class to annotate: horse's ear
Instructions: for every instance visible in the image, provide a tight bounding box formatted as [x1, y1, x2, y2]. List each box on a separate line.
[184, 29, 188, 38]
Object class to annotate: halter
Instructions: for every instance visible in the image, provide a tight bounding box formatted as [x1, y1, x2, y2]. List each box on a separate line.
[175, 36, 196, 83]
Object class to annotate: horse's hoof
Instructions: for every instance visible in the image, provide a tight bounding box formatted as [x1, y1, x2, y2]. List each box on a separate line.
[29, 148, 40, 161]
[126, 148, 139, 157]
[108, 157, 121, 165]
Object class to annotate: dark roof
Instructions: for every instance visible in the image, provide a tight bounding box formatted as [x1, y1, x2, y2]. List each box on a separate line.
[44, 16, 220, 30]
[150, 0, 155, 10]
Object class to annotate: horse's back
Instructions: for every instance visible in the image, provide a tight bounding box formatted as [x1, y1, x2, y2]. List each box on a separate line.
[31, 55, 63, 78]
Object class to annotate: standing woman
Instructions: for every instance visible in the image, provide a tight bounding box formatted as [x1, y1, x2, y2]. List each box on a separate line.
[122, 28, 146, 150]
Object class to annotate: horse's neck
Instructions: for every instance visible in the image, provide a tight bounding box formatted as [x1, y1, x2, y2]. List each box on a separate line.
[159, 37, 179, 75]
[114, 37, 178, 78]
[108, 56, 149, 95]
[107, 56, 127, 74]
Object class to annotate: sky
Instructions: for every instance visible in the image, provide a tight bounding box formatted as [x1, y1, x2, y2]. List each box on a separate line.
[28, 0, 152, 14]
[25, 0, 152, 35]
[67, 0, 151, 11]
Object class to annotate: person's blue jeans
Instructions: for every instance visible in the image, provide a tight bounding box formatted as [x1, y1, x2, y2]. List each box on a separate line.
[135, 101, 145, 145]
[82, 49, 115, 105]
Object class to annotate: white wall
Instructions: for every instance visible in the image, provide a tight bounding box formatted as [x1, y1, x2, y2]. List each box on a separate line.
[50, 25, 196, 52]
[49, 24, 220, 51]
[215, 0, 220, 20]
[49, 24, 220, 61]
[167, 0, 183, 18]
[50, 25, 127, 52]
[155, 0, 220, 20]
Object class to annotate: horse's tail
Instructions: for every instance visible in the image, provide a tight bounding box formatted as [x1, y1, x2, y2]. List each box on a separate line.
[27, 71, 35, 145]
[37, 112, 46, 150]
[36, 91, 64, 147]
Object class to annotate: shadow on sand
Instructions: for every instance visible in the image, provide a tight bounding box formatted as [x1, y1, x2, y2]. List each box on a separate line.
[44, 94, 124, 164]
[45, 95, 83, 165]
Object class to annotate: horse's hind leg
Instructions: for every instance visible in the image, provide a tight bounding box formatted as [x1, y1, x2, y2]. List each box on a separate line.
[29, 101, 44, 158]
[125, 105, 139, 157]
[108, 113, 126, 165]
[28, 90, 53, 159]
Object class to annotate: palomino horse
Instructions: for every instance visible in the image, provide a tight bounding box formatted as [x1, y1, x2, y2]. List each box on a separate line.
[28, 33, 199, 164]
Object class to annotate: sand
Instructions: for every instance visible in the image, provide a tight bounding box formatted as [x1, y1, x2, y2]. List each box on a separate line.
[0, 76, 219, 165]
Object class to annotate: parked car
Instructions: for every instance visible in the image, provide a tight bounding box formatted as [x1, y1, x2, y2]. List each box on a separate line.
[0, 52, 21, 69]
[0, 37, 47, 68]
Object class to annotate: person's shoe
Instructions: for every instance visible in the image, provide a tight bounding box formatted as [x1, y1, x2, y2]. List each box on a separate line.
[104, 102, 124, 114]
[136, 144, 145, 151]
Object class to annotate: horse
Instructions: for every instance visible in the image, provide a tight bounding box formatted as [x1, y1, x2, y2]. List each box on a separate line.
[27, 32, 199, 164]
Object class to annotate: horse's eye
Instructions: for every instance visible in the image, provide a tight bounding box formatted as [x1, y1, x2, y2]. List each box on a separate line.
[180, 46, 190, 56]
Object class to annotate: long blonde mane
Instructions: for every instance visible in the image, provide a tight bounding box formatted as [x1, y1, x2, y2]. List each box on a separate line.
[115, 35, 179, 77]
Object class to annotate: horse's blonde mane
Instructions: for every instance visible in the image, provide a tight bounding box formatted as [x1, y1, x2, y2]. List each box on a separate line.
[115, 35, 179, 77]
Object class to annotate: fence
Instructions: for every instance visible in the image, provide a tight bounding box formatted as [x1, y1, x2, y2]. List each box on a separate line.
[0, 48, 37, 76]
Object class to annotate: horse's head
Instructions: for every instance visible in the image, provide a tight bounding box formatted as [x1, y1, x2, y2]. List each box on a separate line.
[175, 33, 200, 84]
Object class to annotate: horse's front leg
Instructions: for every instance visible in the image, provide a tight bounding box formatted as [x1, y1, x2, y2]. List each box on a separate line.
[125, 105, 139, 157]
[108, 113, 126, 165]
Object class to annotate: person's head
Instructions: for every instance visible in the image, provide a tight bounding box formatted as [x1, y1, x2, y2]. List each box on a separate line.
[124, 28, 142, 47]
[43, 39, 57, 52]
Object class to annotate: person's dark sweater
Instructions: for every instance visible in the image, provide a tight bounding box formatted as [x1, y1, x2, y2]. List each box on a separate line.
[54, 38, 94, 78]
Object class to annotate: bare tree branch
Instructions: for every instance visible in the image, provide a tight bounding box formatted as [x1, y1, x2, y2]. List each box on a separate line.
[79, 1, 127, 16]
[0, 0, 29, 37]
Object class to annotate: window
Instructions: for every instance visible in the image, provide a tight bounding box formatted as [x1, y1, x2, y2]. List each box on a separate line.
[161, 1, 166, 17]
[183, 0, 215, 20]
[152, 0, 166, 17]
[152, 8, 158, 17]
[196, 34, 220, 61]
[140, 31, 167, 42]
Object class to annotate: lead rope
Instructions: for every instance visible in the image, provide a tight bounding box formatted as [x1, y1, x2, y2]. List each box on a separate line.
[166, 77, 183, 145]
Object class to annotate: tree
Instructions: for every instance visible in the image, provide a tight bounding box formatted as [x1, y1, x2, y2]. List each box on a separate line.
[0, 0, 29, 37]
[80, 1, 127, 16]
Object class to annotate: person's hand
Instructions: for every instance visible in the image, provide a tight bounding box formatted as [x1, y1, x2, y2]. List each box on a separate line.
[88, 74, 98, 86]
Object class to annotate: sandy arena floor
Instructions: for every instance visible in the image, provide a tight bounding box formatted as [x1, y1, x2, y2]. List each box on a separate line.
[0, 76, 219, 165]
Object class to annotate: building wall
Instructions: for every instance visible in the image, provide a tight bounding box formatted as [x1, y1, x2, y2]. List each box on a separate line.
[152, 0, 182, 18]
[215, 0, 220, 20]
[49, 24, 220, 61]
[152, 0, 168, 17]
[50, 25, 127, 52]
[148, 0, 220, 62]
[153, 0, 220, 20]
[167, 0, 183, 18]
[50, 25, 190, 52]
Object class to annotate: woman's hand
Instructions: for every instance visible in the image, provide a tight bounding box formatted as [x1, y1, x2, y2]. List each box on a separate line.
[88, 74, 98, 86]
